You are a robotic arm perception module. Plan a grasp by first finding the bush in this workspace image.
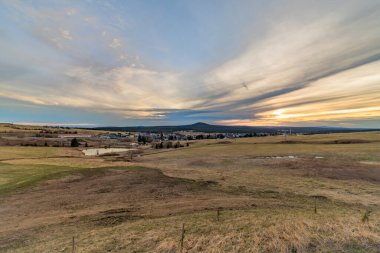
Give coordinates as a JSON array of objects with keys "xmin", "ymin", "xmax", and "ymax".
[
  {"xmin": 163, "ymin": 141, "xmax": 173, "ymax": 149},
  {"xmin": 70, "ymin": 138, "xmax": 79, "ymax": 147}
]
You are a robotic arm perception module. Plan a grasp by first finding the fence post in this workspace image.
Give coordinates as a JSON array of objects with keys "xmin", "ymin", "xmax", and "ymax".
[
  {"xmin": 71, "ymin": 236, "xmax": 75, "ymax": 253},
  {"xmin": 180, "ymin": 223, "xmax": 185, "ymax": 252},
  {"xmin": 314, "ymin": 197, "xmax": 317, "ymax": 214}
]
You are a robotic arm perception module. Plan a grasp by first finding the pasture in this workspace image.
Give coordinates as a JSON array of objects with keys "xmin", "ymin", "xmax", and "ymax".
[{"xmin": 0, "ymin": 132, "xmax": 379, "ymax": 252}]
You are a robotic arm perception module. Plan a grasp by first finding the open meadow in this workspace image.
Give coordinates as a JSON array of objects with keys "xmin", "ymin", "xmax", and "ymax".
[
  {"xmin": 0, "ymin": 132, "xmax": 379, "ymax": 252},
  {"xmin": 2, "ymin": 0, "xmax": 380, "ymax": 252}
]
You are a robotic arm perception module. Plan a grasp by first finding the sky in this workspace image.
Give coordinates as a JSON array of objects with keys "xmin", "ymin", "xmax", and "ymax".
[{"xmin": 0, "ymin": 0, "xmax": 379, "ymax": 128}]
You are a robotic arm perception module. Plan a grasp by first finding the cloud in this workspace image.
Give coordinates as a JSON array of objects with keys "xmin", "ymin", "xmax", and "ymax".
[
  {"xmin": 0, "ymin": 64, "xmax": 192, "ymax": 119},
  {"xmin": 200, "ymin": 1, "xmax": 380, "ymax": 126},
  {"xmin": 66, "ymin": 8, "xmax": 77, "ymax": 16},
  {"xmin": 0, "ymin": 0, "xmax": 379, "ymax": 126},
  {"xmin": 204, "ymin": 6, "xmax": 379, "ymax": 105},
  {"xmin": 251, "ymin": 60, "xmax": 380, "ymax": 124},
  {"xmin": 60, "ymin": 29, "xmax": 72, "ymax": 40},
  {"xmin": 109, "ymin": 38, "xmax": 122, "ymax": 48}
]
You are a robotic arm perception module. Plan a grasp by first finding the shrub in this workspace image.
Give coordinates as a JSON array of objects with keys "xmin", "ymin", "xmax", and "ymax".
[{"xmin": 70, "ymin": 138, "xmax": 79, "ymax": 147}]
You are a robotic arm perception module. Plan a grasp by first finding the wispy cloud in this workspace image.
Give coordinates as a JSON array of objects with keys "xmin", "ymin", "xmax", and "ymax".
[
  {"xmin": 201, "ymin": 1, "xmax": 380, "ymax": 126},
  {"xmin": 60, "ymin": 29, "xmax": 72, "ymax": 40},
  {"xmin": 0, "ymin": 0, "xmax": 379, "ymax": 127},
  {"xmin": 109, "ymin": 38, "xmax": 122, "ymax": 48}
]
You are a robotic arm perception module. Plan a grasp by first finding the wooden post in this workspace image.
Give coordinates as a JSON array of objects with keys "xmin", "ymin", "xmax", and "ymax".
[
  {"xmin": 180, "ymin": 223, "xmax": 185, "ymax": 252},
  {"xmin": 314, "ymin": 168, "xmax": 317, "ymax": 214},
  {"xmin": 362, "ymin": 210, "xmax": 371, "ymax": 223},
  {"xmin": 71, "ymin": 236, "xmax": 75, "ymax": 253},
  {"xmin": 217, "ymin": 209, "xmax": 220, "ymax": 221}
]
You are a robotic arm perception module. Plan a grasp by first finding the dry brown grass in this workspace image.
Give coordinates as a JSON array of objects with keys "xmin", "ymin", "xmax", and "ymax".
[
  {"xmin": 2, "ymin": 208, "xmax": 379, "ymax": 253},
  {"xmin": 0, "ymin": 167, "xmax": 254, "ymax": 236},
  {"xmin": 0, "ymin": 131, "xmax": 379, "ymax": 252},
  {"xmin": 0, "ymin": 123, "xmax": 106, "ymax": 134}
]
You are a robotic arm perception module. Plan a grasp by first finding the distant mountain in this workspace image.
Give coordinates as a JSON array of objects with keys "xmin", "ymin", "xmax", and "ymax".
[{"xmin": 93, "ymin": 122, "xmax": 378, "ymax": 134}]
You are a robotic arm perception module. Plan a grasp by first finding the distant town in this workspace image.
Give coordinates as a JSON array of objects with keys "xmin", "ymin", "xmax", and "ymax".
[{"xmin": 1, "ymin": 122, "xmax": 377, "ymax": 151}]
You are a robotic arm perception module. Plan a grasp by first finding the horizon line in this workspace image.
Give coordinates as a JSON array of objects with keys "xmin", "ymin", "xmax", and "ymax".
[{"xmin": 2, "ymin": 121, "xmax": 378, "ymax": 130}]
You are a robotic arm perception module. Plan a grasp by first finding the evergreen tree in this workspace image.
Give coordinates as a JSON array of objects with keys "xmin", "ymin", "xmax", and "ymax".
[{"xmin": 70, "ymin": 138, "xmax": 79, "ymax": 147}]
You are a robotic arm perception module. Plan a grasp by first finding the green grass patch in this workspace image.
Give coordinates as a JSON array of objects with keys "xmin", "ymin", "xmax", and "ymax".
[{"xmin": 0, "ymin": 163, "xmax": 146, "ymax": 195}]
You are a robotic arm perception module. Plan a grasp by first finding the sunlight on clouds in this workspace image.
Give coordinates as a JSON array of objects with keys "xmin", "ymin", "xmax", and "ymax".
[
  {"xmin": 252, "ymin": 60, "xmax": 380, "ymax": 124},
  {"xmin": 217, "ymin": 60, "xmax": 380, "ymax": 126},
  {"xmin": 0, "ymin": 0, "xmax": 379, "ymax": 126},
  {"xmin": 260, "ymin": 107, "xmax": 380, "ymax": 123},
  {"xmin": 0, "ymin": 91, "xmax": 47, "ymax": 106},
  {"xmin": 202, "ymin": 3, "xmax": 380, "ymax": 127},
  {"xmin": 0, "ymin": 65, "xmax": 193, "ymax": 119},
  {"xmin": 64, "ymin": 66, "xmax": 189, "ymax": 109},
  {"xmin": 60, "ymin": 29, "xmax": 72, "ymax": 40},
  {"xmin": 109, "ymin": 38, "xmax": 122, "ymax": 48},
  {"xmin": 66, "ymin": 8, "xmax": 77, "ymax": 16},
  {"xmin": 273, "ymin": 109, "xmax": 286, "ymax": 119},
  {"xmin": 203, "ymin": 6, "xmax": 380, "ymax": 108}
]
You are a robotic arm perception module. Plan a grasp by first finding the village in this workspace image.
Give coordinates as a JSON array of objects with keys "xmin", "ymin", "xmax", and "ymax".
[{"xmin": 0, "ymin": 123, "xmax": 284, "ymax": 151}]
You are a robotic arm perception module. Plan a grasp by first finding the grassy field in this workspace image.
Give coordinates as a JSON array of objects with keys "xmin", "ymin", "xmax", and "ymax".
[
  {"xmin": 0, "ymin": 123, "xmax": 106, "ymax": 134},
  {"xmin": 0, "ymin": 132, "xmax": 379, "ymax": 252}
]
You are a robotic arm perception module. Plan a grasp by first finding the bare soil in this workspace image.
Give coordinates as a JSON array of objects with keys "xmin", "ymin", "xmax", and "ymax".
[
  {"xmin": 0, "ymin": 167, "xmax": 255, "ymax": 239},
  {"xmin": 263, "ymin": 158, "xmax": 380, "ymax": 182}
]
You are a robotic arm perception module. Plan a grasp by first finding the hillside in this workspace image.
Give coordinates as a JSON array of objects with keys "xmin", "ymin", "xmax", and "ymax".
[{"xmin": 93, "ymin": 122, "xmax": 378, "ymax": 134}]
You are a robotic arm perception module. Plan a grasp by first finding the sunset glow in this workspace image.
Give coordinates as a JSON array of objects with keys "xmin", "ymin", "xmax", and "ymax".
[{"xmin": 0, "ymin": 0, "xmax": 379, "ymax": 127}]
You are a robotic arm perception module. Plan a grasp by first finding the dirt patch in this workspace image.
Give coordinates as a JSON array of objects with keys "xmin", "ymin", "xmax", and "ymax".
[
  {"xmin": 264, "ymin": 158, "xmax": 380, "ymax": 182},
  {"xmin": 324, "ymin": 139, "xmax": 372, "ymax": 144},
  {"xmin": 90, "ymin": 208, "xmax": 141, "ymax": 226},
  {"xmin": 272, "ymin": 139, "xmax": 375, "ymax": 145},
  {"xmin": 279, "ymin": 140, "xmax": 306, "ymax": 144},
  {"xmin": 99, "ymin": 153, "xmax": 120, "ymax": 157},
  {"xmin": 187, "ymin": 159, "xmax": 211, "ymax": 166},
  {"xmin": 216, "ymin": 141, "xmax": 232, "ymax": 145},
  {"xmin": 0, "ymin": 167, "xmax": 253, "ymax": 235}
]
